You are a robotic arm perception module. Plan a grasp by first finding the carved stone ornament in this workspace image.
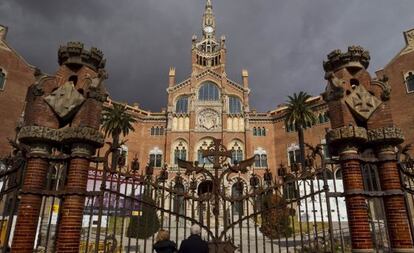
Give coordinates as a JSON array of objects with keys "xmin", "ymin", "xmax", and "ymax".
[
  {"xmin": 18, "ymin": 125, "xmax": 104, "ymax": 147},
  {"xmin": 404, "ymin": 28, "xmax": 414, "ymax": 46},
  {"xmin": 198, "ymin": 109, "xmax": 220, "ymax": 130},
  {"xmin": 326, "ymin": 125, "xmax": 367, "ymax": 145},
  {"xmin": 323, "ymin": 72, "xmax": 345, "ymax": 102},
  {"xmin": 345, "ymin": 85, "xmax": 381, "ymax": 120},
  {"xmin": 367, "ymin": 127, "xmax": 404, "ymax": 145},
  {"xmin": 44, "ymin": 81, "xmax": 85, "ymax": 120}
]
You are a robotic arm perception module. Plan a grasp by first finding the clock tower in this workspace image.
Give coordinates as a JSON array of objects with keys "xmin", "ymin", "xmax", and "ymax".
[
  {"xmin": 202, "ymin": 0, "xmax": 215, "ymax": 39},
  {"xmin": 191, "ymin": 0, "xmax": 226, "ymax": 74}
]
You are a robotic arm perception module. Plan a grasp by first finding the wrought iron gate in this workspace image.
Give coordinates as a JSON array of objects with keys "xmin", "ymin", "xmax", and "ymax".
[{"xmin": 1, "ymin": 139, "xmax": 412, "ymax": 252}]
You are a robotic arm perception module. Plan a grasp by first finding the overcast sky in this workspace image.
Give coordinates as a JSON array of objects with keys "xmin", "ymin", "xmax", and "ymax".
[{"xmin": 1, "ymin": 0, "xmax": 413, "ymax": 112}]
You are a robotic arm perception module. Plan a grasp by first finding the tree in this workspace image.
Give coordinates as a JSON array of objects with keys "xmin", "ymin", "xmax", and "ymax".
[
  {"xmin": 101, "ymin": 103, "xmax": 136, "ymax": 168},
  {"xmin": 284, "ymin": 92, "xmax": 316, "ymax": 166},
  {"xmin": 126, "ymin": 189, "xmax": 160, "ymax": 239},
  {"xmin": 259, "ymin": 192, "xmax": 293, "ymax": 239}
]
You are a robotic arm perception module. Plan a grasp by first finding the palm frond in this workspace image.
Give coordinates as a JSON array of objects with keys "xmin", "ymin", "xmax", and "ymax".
[
  {"xmin": 284, "ymin": 92, "xmax": 316, "ymax": 128},
  {"xmin": 101, "ymin": 103, "xmax": 137, "ymax": 139}
]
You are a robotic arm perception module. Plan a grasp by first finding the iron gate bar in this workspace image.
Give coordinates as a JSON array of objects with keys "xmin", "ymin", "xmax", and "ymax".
[{"xmin": 1, "ymin": 137, "xmax": 393, "ymax": 252}]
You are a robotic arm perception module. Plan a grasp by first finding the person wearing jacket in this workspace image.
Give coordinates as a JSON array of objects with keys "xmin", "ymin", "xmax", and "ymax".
[
  {"xmin": 153, "ymin": 229, "xmax": 177, "ymax": 253},
  {"xmin": 178, "ymin": 224, "xmax": 209, "ymax": 253}
]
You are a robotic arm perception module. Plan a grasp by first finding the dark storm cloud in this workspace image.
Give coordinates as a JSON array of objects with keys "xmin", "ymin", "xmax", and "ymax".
[{"xmin": 1, "ymin": 0, "xmax": 414, "ymax": 111}]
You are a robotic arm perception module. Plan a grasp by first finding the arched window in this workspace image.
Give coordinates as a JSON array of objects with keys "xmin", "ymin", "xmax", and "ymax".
[
  {"xmin": 176, "ymin": 96, "xmax": 189, "ymax": 113},
  {"xmin": 362, "ymin": 164, "xmax": 381, "ymax": 191},
  {"xmin": 198, "ymin": 82, "xmax": 220, "ymax": 101},
  {"xmin": 253, "ymin": 127, "xmax": 257, "ymax": 136},
  {"xmin": 406, "ymin": 72, "xmax": 414, "ymax": 92},
  {"xmin": 174, "ymin": 141, "xmax": 187, "ymax": 164},
  {"xmin": 117, "ymin": 145, "xmax": 128, "ymax": 167},
  {"xmin": 173, "ymin": 183, "xmax": 185, "ymax": 215},
  {"xmin": 197, "ymin": 139, "xmax": 214, "ymax": 165},
  {"xmin": 318, "ymin": 114, "xmax": 324, "ymax": 124},
  {"xmin": 228, "ymin": 96, "xmax": 242, "ymax": 114},
  {"xmin": 254, "ymin": 148, "xmax": 267, "ymax": 168},
  {"xmin": 283, "ymin": 176, "xmax": 298, "ymax": 200},
  {"xmin": 151, "ymin": 126, "xmax": 164, "ymax": 136},
  {"xmin": 286, "ymin": 123, "xmax": 291, "ymax": 132},
  {"xmin": 262, "ymin": 127, "xmax": 266, "ymax": 136},
  {"xmin": 230, "ymin": 141, "xmax": 244, "ymax": 164},
  {"xmin": 323, "ymin": 112, "xmax": 329, "ymax": 122},
  {"xmin": 335, "ymin": 169, "xmax": 342, "ymax": 180},
  {"xmin": 232, "ymin": 182, "xmax": 244, "ymax": 215},
  {"xmin": 286, "ymin": 122, "xmax": 296, "ymax": 132},
  {"xmin": 198, "ymin": 180, "xmax": 213, "ymax": 195},
  {"xmin": 287, "ymin": 144, "xmax": 300, "ymax": 166},
  {"xmin": 0, "ymin": 69, "xmax": 5, "ymax": 90},
  {"xmin": 149, "ymin": 147, "xmax": 163, "ymax": 167}
]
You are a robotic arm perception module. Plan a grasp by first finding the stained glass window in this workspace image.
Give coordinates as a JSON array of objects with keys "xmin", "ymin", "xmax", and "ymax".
[
  {"xmin": 176, "ymin": 96, "xmax": 189, "ymax": 113},
  {"xmin": 229, "ymin": 96, "xmax": 242, "ymax": 114},
  {"xmin": 406, "ymin": 72, "xmax": 414, "ymax": 92},
  {"xmin": 0, "ymin": 69, "xmax": 4, "ymax": 90},
  {"xmin": 198, "ymin": 82, "xmax": 220, "ymax": 101}
]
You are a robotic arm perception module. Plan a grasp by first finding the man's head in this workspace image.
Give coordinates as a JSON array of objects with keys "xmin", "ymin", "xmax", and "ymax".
[{"xmin": 190, "ymin": 224, "xmax": 201, "ymax": 235}]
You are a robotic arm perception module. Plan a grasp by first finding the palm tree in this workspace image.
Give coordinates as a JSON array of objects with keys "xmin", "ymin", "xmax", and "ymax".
[
  {"xmin": 101, "ymin": 103, "xmax": 137, "ymax": 168},
  {"xmin": 284, "ymin": 92, "xmax": 316, "ymax": 166}
]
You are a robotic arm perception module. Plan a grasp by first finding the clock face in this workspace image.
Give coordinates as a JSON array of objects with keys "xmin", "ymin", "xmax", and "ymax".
[{"xmin": 204, "ymin": 26, "xmax": 214, "ymax": 33}]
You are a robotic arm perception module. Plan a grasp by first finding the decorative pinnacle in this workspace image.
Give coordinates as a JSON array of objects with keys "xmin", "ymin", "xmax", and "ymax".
[
  {"xmin": 169, "ymin": 67, "xmax": 176, "ymax": 76},
  {"xmin": 58, "ymin": 41, "xmax": 106, "ymax": 71},
  {"xmin": 323, "ymin": 45, "xmax": 370, "ymax": 73},
  {"xmin": 206, "ymin": 0, "xmax": 212, "ymax": 8}
]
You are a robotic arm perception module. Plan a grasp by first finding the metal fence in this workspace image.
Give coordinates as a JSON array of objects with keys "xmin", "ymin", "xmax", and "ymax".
[{"xmin": 0, "ymin": 140, "xmax": 408, "ymax": 252}]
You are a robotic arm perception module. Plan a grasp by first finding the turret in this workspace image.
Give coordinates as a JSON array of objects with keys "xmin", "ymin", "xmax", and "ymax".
[
  {"xmin": 169, "ymin": 67, "xmax": 176, "ymax": 87},
  {"xmin": 242, "ymin": 69, "xmax": 249, "ymax": 88},
  {"xmin": 58, "ymin": 41, "xmax": 106, "ymax": 71}
]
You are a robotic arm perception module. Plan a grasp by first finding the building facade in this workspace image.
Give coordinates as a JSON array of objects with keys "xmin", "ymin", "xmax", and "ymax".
[
  {"xmin": 110, "ymin": 0, "xmax": 333, "ymax": 180},
  {"xmin": 0, "ymin": 1, "xmax": 413, "ymax": 182},
  {"xmin": 0, "ymin": 25, "xmax": 35, "ymax": 158}
]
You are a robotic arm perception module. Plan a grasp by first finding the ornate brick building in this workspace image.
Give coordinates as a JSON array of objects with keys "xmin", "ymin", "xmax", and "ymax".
[
  {"xmin": 105, "ymin": 0, "xmax": 334, "ymax": 178},
  {"xmin": 0, "ymin": 25, "xmax": 35, "ymax": 157},
  {"xmin": 1, "ymin": 1, "xmax": 414, "ymax": 182}
]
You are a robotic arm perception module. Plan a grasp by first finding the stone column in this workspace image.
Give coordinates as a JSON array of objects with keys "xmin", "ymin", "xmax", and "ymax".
[
  {"xmin": 55, "ymin": 143, "xmax": 94, "ymax": 253},
  {"xmin": 327, "ymin": 126, "xmax": 374, "ymax": 252},
  {"xmin": 369, "ymin": 128, "xmax": 414, "ymax": 252},
  {"xmin": 11, "ymin": 144, "xmax": 51, "ymax": 252}
]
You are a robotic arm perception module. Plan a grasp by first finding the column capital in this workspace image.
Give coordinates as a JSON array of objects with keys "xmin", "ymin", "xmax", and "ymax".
[
  {"xmin": 367, "ymin": 127, "xmax": 404, "ymax": 145},
  {"xmin": 71, "ymin": 143, "xmax": 95, "ymax": 158}
]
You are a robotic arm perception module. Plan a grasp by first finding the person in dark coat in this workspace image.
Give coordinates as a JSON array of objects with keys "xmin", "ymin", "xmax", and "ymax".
[
  {"xmin": 153, "ymin": 229, "xmax": 177, "ymax": 253},
  {"xmin": 178, "ymin": 224, "xmax": 209, "ymax": 253}
]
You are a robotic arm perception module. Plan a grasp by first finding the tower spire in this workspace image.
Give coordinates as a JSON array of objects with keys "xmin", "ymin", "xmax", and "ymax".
[{"xmin": 202, "ymin": 0, "xmax": 215, "ymax": 39}]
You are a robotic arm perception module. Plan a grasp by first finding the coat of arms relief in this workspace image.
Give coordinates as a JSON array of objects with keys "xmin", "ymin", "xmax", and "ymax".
[{"xmin": 197, "ymin": 109, "xmax": 221, "ymax": 130}]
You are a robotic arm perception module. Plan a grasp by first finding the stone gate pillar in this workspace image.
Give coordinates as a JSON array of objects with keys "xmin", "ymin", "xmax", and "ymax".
[
  {"xmin": 323, "ymin": 46, "xmax": 374, "ymax": 252},
  {"xmin": 368, "ymin": 132, "xmax": 413, "ymax": 249},
  {"xmin": 327, "ymin": 127, "xmax": 373, "ymax": 251},
  {"xmin": 323, "ymin": 45, "xmax": 414, "ymax": 251},
  {"xmin": 11, "ymin": 68, "xmax": 61, "ymax": 252},
  {"xmin": 11, "ymin": 42, "xmax": 107, "ymax": 252},
  {"xmin": 11, "ymin": 146, "xmax": 52, "ymax": 252},
  {"xmin": 53, "ymin": 43, "xmax": 107, "ymax": 253}
]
